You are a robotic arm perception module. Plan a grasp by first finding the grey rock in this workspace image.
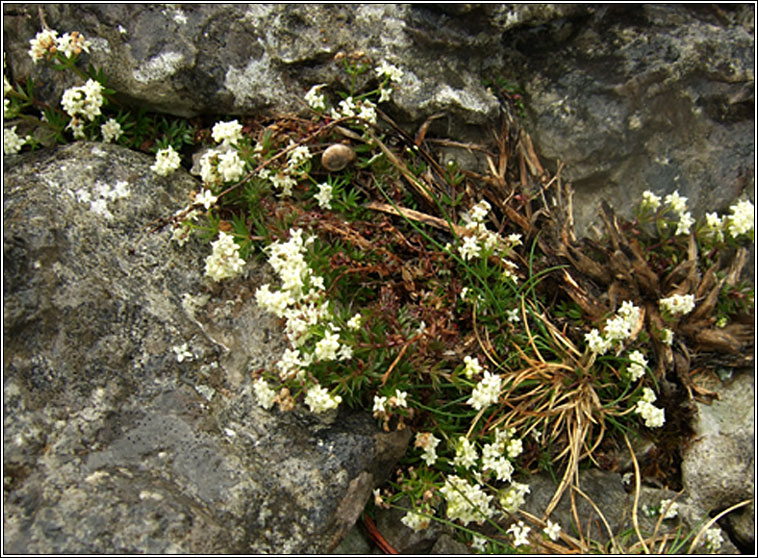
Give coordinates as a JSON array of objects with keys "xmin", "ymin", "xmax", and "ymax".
[
  {"xmin": 430, "ymin": 533, "xmax": 471, "ymax": 555},
  {"xmin": 681, "ymin": 372, "xmax": 755, "ymax": 549},
  {"xmin": 499, "ymin": 4, "xmax": 754, "ymax": 234},
  {"xmin": 524, "ymin": 469, "xmax": 738, "ymax": 553},
  {"xmin": 3, "ymin": 142, "xmax": 410, "ymax": 553}
]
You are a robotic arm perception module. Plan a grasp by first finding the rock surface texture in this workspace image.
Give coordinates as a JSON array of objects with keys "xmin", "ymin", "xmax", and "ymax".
[
  {"xmin": 4, "ymin": 4, "xmax": 753, "ymax": 233},
  {"xmin": 3, "ymin": 143, "xmax": 410, "ymax": 553},
  {"xmin": 3, "ymin": 3, "xmax": 754, "ymax": 554}
]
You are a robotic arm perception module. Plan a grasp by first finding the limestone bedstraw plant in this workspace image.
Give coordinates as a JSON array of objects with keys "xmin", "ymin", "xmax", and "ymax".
[
  {"xmin": 14, "ymin": 19, "xmax": 753, "ymax": 552},
  {"xmin": 4, "ymin": 24, "xmax": 196, "ymax": 164}
]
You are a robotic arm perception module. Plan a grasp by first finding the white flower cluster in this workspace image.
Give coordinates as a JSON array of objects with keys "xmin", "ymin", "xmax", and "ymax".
[
  {"xmin": 304, "ymin": 384, "xmax": 342, "ymax": 413},
  {"xmin": 543, "ymin": 519, "xmax": 562, "ymax": 541},
  {"xmin": 702, "ymin": 527, "xmax": 723, "ymax": 553},
  {"xmin": 415, "ymin": 432, "xmax": 441, "ymax": 466},
  {"xmin": 314, "ymin": 182, "xmax": 333, "ymax": 209},
  {"xmin": 642, "ymin": 190, "xmax": 754, "ymax": 242},
  {"xmin": 642, "ymin": 189, "xmax": 693, "ymax": 235},
  {"xmin": 452, "ymin": 436, "xmax": 478, "ymax": 470},
  {"xmin": 440, "ymin": 475, "xmax": 496, "ymax": 525},
  {"xmin": 151, "ymin": 145, "xmax": 182, "ymax": 176},
  {"xmin": 627, "ymin": 349, "xmax": 648, "ymax": 382},
  {"xmin": 253, "ymin": 229, "xmax": 354, "ymax": 414},
  {"xmin": 634, "ymin": 387, "xmax": 665, "ymax": 428},
  {"xmin": 200, "ymin": 120, "xmax": 247, "ymax": 187},
  {"xmin": 659, "ymin": 293, "xmax": 695, "ymax": 317},
  {"xmin": 204, "ymin": 231, "xmax": 246, "ymax": 281},
  {"xmin": 704, "ymin": 212, "xmax": 724, "ymax": 242},
  {"xmin": 461, "ymin": 355, "xmax": 483, "ymax": 379},
  {"xmin": 659, "ymin": 498, "xmax": 679, "ymax": 519},
  {"xmin": 481, "ymin": 427, "xmax": 521, "ymax": 482},
  {"xmin": 499, "ymin": 481, "xmax": 531, "ymax": 513},
  {"xmin": 507, "ymin": 520, "xmax": 531, "ymax": 547},
  {"xmin": 467, "ymin": 370, "xmax": 502, "ymax": 411},
  {"xmin": 28, "ymin": 29, "xmax": 91, "ymax": 63},
  {"xmin": 329, "ymin": 95, "xmax": 377, "ymax": 125},
  {"xmin": 376, "ymin": 60, "xmax": 404, "ymax": 83},
  {"xmin": 585, "ymin": 300, "xmax": 641, "ymax": 355},
  {"xmin": 253, "ymin": 378, "xmax": 277, "ymax": 410},
  {"xmin": 4, "ymin": 126, "xmax": 26, "ymax": 155},
  {"xmin": 100, "ymin": 118, "xmax": 122, "ymax": 143},
  {"xmin": 400, "ymin": 509, "xmax": 431, "ymax": 532},
  {"xmin": 305, "ymin": 83, "xmax": 327, "ymax": 111},
  {"xmin": 457, "ymin": 200, "xmax": 520, "ymax": 281},
  {"xmin": 451, "ymin": 427, "xmax": 524, "ymax": 486},
  {"xmin": 61, "ymin": 78, "xmax": 104, "ymax": 122},
  {"xmin": 726, "ymin": 199, "xmax": 754, "ymax": 238}
]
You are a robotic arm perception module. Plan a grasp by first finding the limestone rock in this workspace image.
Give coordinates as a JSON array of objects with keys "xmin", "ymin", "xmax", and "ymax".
[
  {"xmin": 681, "ymin": 372, "xmax": 755, "ymax": 550},
  {"xmin": 3, "ymin": 142, "xmax": 410, "ymax": 554}
]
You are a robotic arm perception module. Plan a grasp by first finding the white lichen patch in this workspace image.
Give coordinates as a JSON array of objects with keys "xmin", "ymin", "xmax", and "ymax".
[
  {"xmin": 133, "ymin": 51, "xmax": 185, "ymax": 84},
  {"xmin": 224, "ymin": 58, "xmax": 283, "ymax": 107},
  {"xmin": 69, "ymin": 179, "xmax": 131, "ymax": 221}
]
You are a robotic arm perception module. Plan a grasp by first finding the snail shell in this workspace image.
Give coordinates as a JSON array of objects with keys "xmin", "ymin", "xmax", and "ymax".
[{"xmin": 321, "ymin": 144, "xmax": 356, "ymax": 172}]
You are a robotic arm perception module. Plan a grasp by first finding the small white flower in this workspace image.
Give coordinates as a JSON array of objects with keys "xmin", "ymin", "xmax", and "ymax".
[
  {"xmin": 458, "ymin": 235, "xmax": 481, "ymax": 261},
  {"xmin": 506, "ymin": 308, "xmax": 520, "ymax": 323},
  {"xmin": 641, "ymin": 190, "xmax": 661, "ymax": 210},
  {"xmin": 378, "ymin": 85, "xmax": 392, "ymax": 103},
  {"xmin": 3, "ymin": 126, "xmax": 25, "ymax": 155},
  {"xmin": 172, "ymin": 342, "xmax": 193, "ymax": 362},
  {"xmin": 499, "ymin": 481, "xmax": 530, "ymax": 513},
  {"xmin": 704, "ymin": 212, "xmax": 724, "ymax": 242},
  {"xmin": 507, "ymin": 520, "xmax": 531, "ymax": 547},
  {"xmin": 100, "ymin": 118, "xmax": 122, "ymax": 143},
  {"xmin": 659, "ymin": 293, "xmax": 695, "ymax": 316},
  {"xmin": 314, "ymin": 330, "xmax": 341, "ymax": 362},
  {"xmin": 253, "ymin": 378, "xmax": 277, "ymax": 410},
  {"xmin": 56, "ymin": 31, "xmax": 92, "ymax": 58},
  {"xmin": 675, "ymin": 211, "xmax": 694, "ymax": 235},
  {"xmin": 151, "ymin": 145, "xmax": 182, "ymax": 176},
  {"xmin": 664, "ymin": 191, "xmax": 688, "ymax": 215},
  {"xmin": 61, "ymin": 79, "xmax": 103, "ymax": 121},
  {"xmin": 543, "ymin": 519, "xmax": 561, "ymax": 541},
  {"xmin": 195, "ymin": 189, "xmax": 218, "ymax": 210},
  {"xmin": 661, "ymin": 328, "xmax": 674, "ymax": 345},
  {"xmin": 585, "ymin": 328, "xmax": 610, "ymax": 355},
  {"xmin": 415, "ymin": 432, "xmax": 440, "ymax": 466},
  {"xmin": 375, "ymin": 60, "xmax": 404, "ymax": 83},
  {"xmin": 314, "ymin": 182, "xmax": 333, "ymax": 209},
  {"xmin": 471, "ymin": 535, "xmax": 488, "ymax": 552},
  {"xmin": 373, "ymin": 395, "xmax": 388, "ymax": 415},
  {"xmin": 452, "ymin": 436, "xmax": 478, "ymax": 470},
  {"xmin": 460, "ymin": 354, "xmax": 482, "ymax": 380},
  {"xmin": 470, "ymin": 200, "xmax": 491, "ymax": 223},
  {"xmin": 393, "ymin": 389, "xmax": 408, "ymax": 408},
  {"xmin": 347, "ymin": 313, "xmax": 363, "ymax": 330},
  {"xmin": 305, "ymin": 83, "xmax": 327, "ymax": 111}
]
